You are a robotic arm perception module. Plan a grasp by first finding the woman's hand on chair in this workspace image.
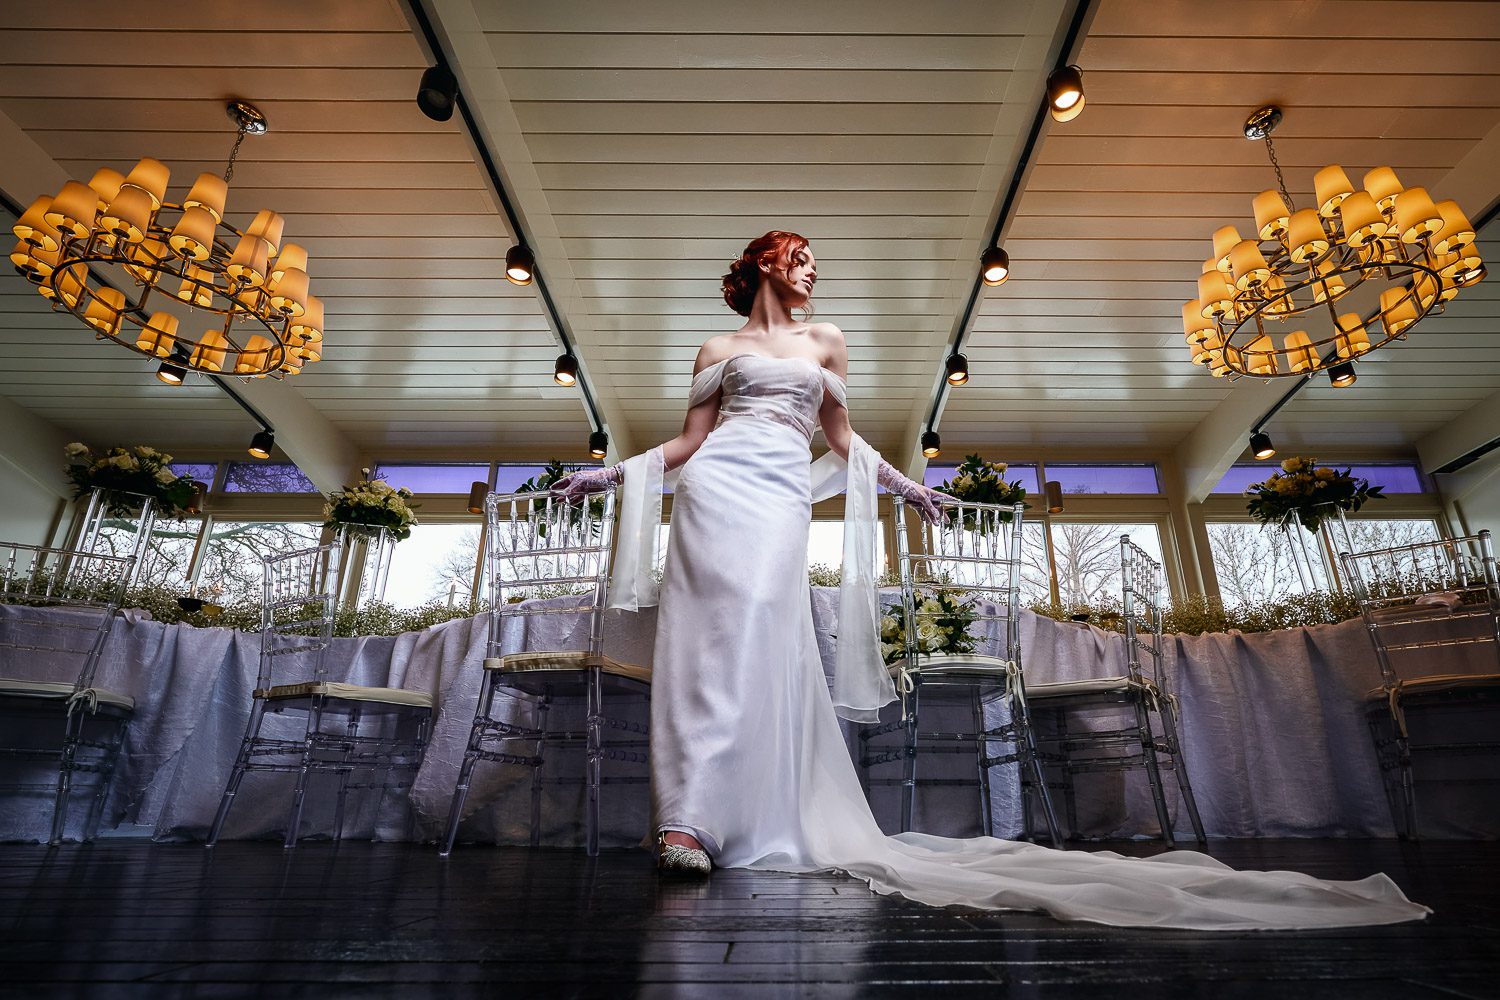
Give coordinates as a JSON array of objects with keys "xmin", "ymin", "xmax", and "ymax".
[
  {"xmin": 876, "ymin": 460, "xmax": 944, "ymax": 524},
  {"xmin": 550, "ymin": 465, "xmax": 623, "ymax": 500}
]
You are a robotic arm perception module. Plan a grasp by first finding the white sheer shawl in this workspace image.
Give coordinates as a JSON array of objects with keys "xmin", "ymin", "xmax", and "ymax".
[{"xmin": 608, "ymin": 360, "xmax": 894, "ymax": 722}]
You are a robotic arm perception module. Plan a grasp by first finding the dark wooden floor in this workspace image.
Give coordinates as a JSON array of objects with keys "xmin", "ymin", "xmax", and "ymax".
[{"xmin": 0, "ymin": 839, "xmax": 1497, "ymax": 999}]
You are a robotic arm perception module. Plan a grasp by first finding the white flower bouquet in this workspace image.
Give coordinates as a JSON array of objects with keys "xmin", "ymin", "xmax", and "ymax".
[
  {"xmin": 64, "ymin": 442, "xmax": 196, "ymax": 517},
  {"xmin": 932, "ymin": 454, "xmax": 1028, "ymax": 528},
  {"xmin": 322, "ymin": 475, "xmax": 419, "ymax": 541},
  {"xmin": 879, "ymin": 588, "xmax": 979, "ymax": 665}
]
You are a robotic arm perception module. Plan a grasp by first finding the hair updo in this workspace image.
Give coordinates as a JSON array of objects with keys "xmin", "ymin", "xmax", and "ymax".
[{"xmin": 721, "ymin": 230, "xmax": 810, "ymax": 317}]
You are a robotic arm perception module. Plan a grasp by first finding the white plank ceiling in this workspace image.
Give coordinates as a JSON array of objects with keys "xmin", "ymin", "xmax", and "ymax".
[{"xmin": 0, "ymin": 0, "xmax": 1497, "ymax": 471}]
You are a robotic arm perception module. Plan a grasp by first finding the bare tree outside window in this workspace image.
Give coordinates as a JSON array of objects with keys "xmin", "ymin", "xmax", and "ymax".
[
  {"xmin": 222, "ymin": 462, "xmax": 317, "ymax": 493},
  {"xmin": 1050, "ymin": 522, "xmax": 1165, "ymax": 608},
  {"xmin": 198, "ymin": 522, "xmax": 324, "ymax": 604},
  {"xmin": 1207, "ymin": 519, "xmax": 1440, "ymax": 607}
]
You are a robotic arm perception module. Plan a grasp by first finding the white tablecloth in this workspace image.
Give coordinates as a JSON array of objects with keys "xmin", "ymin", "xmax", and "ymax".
[{"xmin": 2, "ymin": 593, "xmax": 1496, "ymax": 844}]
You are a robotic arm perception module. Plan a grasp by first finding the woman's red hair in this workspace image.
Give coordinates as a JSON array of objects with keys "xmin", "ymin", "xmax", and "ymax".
[{"xmin": 721, "ymin": 230, "xmax": 810, "ymax": 317}]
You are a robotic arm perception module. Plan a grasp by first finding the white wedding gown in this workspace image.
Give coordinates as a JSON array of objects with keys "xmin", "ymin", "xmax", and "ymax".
[{"xmin": 645, "ymin": 353, "xmax": 1427, "ymax": 929}]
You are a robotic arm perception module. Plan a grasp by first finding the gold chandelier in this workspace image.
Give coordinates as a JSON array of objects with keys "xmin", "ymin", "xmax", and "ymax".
[
  {"xmin": 1183, "ymin": 106, "xmax": 1484, "ymax": 386},
  {"xmin": 9, "ymin": 101, "xmax": 322, "ymax": 383}
]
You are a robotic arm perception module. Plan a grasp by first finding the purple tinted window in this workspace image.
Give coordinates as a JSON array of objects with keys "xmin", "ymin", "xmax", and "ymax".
[
  {"xmin": 373, "ymin": 463, "xmax": 490, "ymax": 493},
  {"xmin": 1048, "ymin": 464, "xmax": 1160, "ymax": 495},
  {"xmin": 168, "ymin": 462, "xmax": 218, "ymax": 486},
  {"xmin": 924, "ymin": 463, "xmax": 1040, "ymax": 494},
  {"xmin": 1214, "ymin": 462, "xmax": 1426, "ymax": 494},
  {"xmin": 492, "ymin": 464, "xmax": 602, "ymax": 494},
  {"xmin": 222, "ymin": 462, "xmax": 317, "ymax": 493}
]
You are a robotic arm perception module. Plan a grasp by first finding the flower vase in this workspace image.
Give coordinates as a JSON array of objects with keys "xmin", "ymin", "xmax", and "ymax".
[
  {"xmin": 1277, "ymin": 503, "xmax": 1354, "ymax": 594},
  {"xmin": 336, "ymin": 524, "xmax": 397, "ymax": 610},
  {"xmin": 68, "ymin": 488, "xmax": 158, "ymax": 586}
]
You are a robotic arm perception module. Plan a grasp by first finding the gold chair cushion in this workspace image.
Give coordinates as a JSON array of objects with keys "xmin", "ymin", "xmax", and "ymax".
[
  {"xmin": 1365, "ymin": 672, "xmax": 1500, "ymax": 701},
  {"xmin": 485, "ymin": 650, "xmax": 651, "ymax": 685},
  {"xmin": 254, "ymin": 681, "xmax": 434, "ymax": 709},
  {"xmin": 886, "ymin": 653, "xmax": 1015, "ymax": 678},
  {"xmin": 1025, "ymin": 675, "xmax": 1159, "ymax": 700},
  {"xmin": 0, "ymin": 677, "xmax": 134, "ymax": 711}
]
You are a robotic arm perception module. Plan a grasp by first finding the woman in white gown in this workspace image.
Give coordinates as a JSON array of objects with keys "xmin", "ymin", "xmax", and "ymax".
[{"xmin": 552, "ymin": 231, "xmax": 1428, "ymax": 929}]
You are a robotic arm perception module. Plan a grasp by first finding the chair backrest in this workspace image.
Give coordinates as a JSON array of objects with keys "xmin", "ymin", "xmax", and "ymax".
[
  {"xmin": 483, "ymin": 489, "xmax": 618, "ymax": 661},
  {"xmin": 0, "ymin": 540, "xmax": 135, "ymax": 692},
  {"xmin": 1120, "ymin": 534, "xmax": 1167, "ymax": 691},
  {"xmin": 73, "ymin": 489, "xmax": 158, "ymax": 587},
  {"xmin": 1339, "ymin": 530, "xmax": 1500, "ymax": 687},
  {"xmin": 257, "ymin": 542, "xmax": 341, "ymax": 690},
  {"xmin": 892, "ymin": 495, "xmax": 1026, "ymax": 667}
]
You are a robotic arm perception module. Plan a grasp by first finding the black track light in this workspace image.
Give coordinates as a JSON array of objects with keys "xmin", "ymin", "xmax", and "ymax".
[
  {"xmin": 467, "ymin": 480, "xmax": 488, "ymax": 515},
  {"xmin": 980, "ymin": 245, "xmax": 1010, "ymax": 286},
  {"xmin": 921, "ymin": 430, "xmax": 941, "ymax": 458},
  {"xmin": 505, "ymin": 244, "xmax": 535, "ymax": 285},
  {"xmin": 248, "ymin": 429, "xmax": 274, "ymax": 459},
  {"xmin": 1046, "ymin": 65, "xmax": 1086, "ymax": 122},
  {"xmin": 553, "ymin": 353, "xmax": 578, "ymax": 386},
  {"xmin": 945, "ymin": 352, "xmax": 970, "ymax": 386},
  {"xmin": 1044, "ymin": 480, "xmax": 1064, "ymax": 514},
  {"xmin": 155, "ymin": 360, "xmax": 186, "ymax": 385},
  {"xmin": 1328, "ymin": 361, "xmax": 1357, "ymax": 388},
  {"xmin": 416, "ymin": 65, "xmax": 457, "ymax": 122},
  {"xmin": 1249, "ymin": 430, "xmax": 1276, "ymax": 460},
  {"xmin": 588, "ymin": 430, "xmax": 609, "ymax": 459}
]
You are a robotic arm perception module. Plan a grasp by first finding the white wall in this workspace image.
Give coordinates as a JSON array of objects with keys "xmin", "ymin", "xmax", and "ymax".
[
  {"xmin": 0, "ymin": 461, "xmax": 67, "ymax": 545},
  {"xmin": 1440, "ymin": 448, "xmax": 1500, "ymax": 539}
]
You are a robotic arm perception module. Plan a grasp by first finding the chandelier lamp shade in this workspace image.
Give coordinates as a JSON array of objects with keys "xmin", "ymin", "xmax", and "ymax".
[
  {"xmin": 1182, "ymin": 106, "xmax": 1482, "ymax": 385},
  {"xmin": 10, "ymin": 101, "xmax": 323, "ymax": 384}
]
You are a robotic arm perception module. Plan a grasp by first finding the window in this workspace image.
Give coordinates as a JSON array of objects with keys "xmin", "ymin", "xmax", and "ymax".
[
  {"xmin": 923, "ymin": 463, "xmax": 1041, "ymax": 494},
  {"xmin": 382, "ymin": 524, "xmax": 483, "ymax": 607},
  {"xmin": 373, "ymin": 463, "xmax": 489, "ymax": 494},
  {"xmin": 222, "ymin": 462, "xmax": 317, "ymax": 493},
  {"xmin": 1051, "ymin": 522, "xmax": 1164, "ymax": 607},
  {"xmin": 197, "ymin": 521, "xmax": 323, "ymax": 605},
  {"xmin": 1207, "ymin": 521, "xmax": 1329, "ymax": 605},
  {"xmin": 807, "ymin": 520, "xmax": 885, "ymax": 577},
  {"xmin": 493, "ymin": 463, "xmax": 596, "ymax": 494},
  {"xmin": 88, "ymin": 517, "xmax": 202, "ymax": 591},
  {"xmin": 1047, "ymin": 464, "xmax": 1160, "ymax": 495},
  {"xmin": 1015, "ymin": 522, "xmax": 1053, "ymax": 606},
  {"xmin": 168, "ymin": 462, "xmax": 218, "ymax": 487},
  {"xmin": 1213, "ymin": 461, "xmax": 1428, "ymax": 495}
]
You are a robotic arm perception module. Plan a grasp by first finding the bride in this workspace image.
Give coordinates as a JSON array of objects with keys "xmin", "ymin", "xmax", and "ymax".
[{"xmin": 551, "ymin": 231, "xmax": 1428, "ymax": 929}]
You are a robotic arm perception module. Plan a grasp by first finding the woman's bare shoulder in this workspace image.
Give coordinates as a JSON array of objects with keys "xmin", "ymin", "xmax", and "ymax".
[{"xmin": 693, "ymin": 334, "xmax": 739, "ymax": 375}]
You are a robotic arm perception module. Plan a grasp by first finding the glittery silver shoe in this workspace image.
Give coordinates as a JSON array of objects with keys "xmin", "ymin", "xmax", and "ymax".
[{"xmin": 657, "ymin": 833, "xmax": 711, "ymax": 877}]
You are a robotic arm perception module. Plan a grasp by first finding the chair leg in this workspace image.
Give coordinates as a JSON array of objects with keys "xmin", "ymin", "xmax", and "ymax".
[
  {"xmin": 84, "ymin": 717, "xmax": 129, "ymax": 842},
  {"xmin": 442, "ymin": 673, "xmax": 499, "ymax": 857},
  {"xmin": 584, "ymin": 668, "xmax": 603, "ymax": 857},
  {"xmin": 900, "ymin": 680, "xmax": 922, "ymax": 834},
  {"xmin": 1159, "ymin": 699, "xmax": 1207, "ymax": 847},
  {"xmin": 1394, "ymin": 726, "xmax": 1419, "ymax": 841},
  {"xmin": 49, "ymin": 708, "xmax": 89, "ymax": 845},
  {"xmin": 208, "ymin": 700, "xmax": 265, "ymax": 848},
  {"xmin": 1053, "ymin": 708, "xmax": 1080, "ymax": 839},
  {"xmin": 1014, "ymin": 696, "xmax": 1063, "ymax": 847},
  {"xmin": 333, "ymin": 704, "xmax": 362, "ymax": 843},
  {"xmin": 283, "ymin": 697, "xmax": 326, "ymax": 850},
  {"xmin": 1135, "ymin": 697, "xmax": 1176, "ymax": 846},
  {"xmin": 531, "ymin": 694, "xmax": 551, "ymax": 850},
  {"xmin": 970, "ymin": 690, "xmax": 994, "ymax": 838}
]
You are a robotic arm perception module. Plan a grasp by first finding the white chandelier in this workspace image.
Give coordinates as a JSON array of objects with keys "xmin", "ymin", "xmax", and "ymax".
[
  {"xmin": 1184, "ymin": 106, "xmax": 1484, "ymax": 386},
  {"xmin": 9, "ymin": 101, "xmax": 322, "ymax": 384}
]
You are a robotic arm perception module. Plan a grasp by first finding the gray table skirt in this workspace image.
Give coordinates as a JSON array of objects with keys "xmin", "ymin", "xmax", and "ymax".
[{"xmin": 2, "ymin": 592, "xmax": 1495, "ymax": 844}]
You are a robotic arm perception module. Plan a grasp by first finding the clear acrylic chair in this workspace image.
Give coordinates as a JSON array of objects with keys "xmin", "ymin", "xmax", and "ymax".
[
  {"xmin": 207, "ymin": 541, "xmax": 434, "ymax": 848},
  {"xmin": 1339, "ymin": 530, "xmax": 1500, "ymax": 839},
  {"xmin": 859, "ymin": 496, "xmax": 1062, "ymax": 845},
  {"xmin": 1026, "ymin": 536, "xmax": 1207, "ymax": 847},
  {"xmin": 441, "ymin": 488, "xmax": 649, "ymax": 857},
  {"xmin": 0, "ymin": 541, "xmax": 137, "ymax": 843}
]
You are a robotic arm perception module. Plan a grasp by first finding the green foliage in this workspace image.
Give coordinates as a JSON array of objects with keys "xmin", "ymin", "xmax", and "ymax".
[
  {"xmin": 931, "ymin": 453, "xmax": 1027, "ymax": 527},
  {"xmin": 879, "ymin": 588, "xmax": 978, "ymax": 664},
  {"xmin": 513, "ymin": 460, "xmax": 606, "ymax": 534},
  {"xmin": 1244, "ymin": 456, "xmax": 1385, "ymax": 533},
  {"xmin": 64, "ymin": 442, "xmax": 197, "ymax": 518},
  {"xmin": 1029, "ymin": 589, "xmax": 1364, "ymax": 636}
]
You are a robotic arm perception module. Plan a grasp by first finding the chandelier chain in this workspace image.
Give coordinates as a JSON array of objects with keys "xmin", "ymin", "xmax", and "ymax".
[
  {"xmin": 1263, "ymin": 135, "xmax": 1295, "ymax": 213},
  {"xmin": 223, "ymin": 123, "xmax": 249, "ymax": 183}
]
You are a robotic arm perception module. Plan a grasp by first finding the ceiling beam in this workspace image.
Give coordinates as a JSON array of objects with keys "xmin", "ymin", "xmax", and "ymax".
[
  {"xmin": 1417, "ymin": 385, "xmax": 1500, "ymax": 475},
  {"xmin": 0, "ymin": 104, "xmax": 363, "ymax": 494},
  {"xmin": 895, "ymin": 0, "xmax": 1097, "ymax": 476},
  {"xmin": 413, "ymin": 0, "xmax": 637, "ymax": 459}
]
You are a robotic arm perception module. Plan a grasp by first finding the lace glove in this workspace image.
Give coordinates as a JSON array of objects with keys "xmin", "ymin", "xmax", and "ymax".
[
  {"xmin": 877, "ymin": 459, "xmax": 945, "ymax": 524},
  {"xmin": 550, "ymin": 464, "xmax": 623, "ymax": 499}
]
